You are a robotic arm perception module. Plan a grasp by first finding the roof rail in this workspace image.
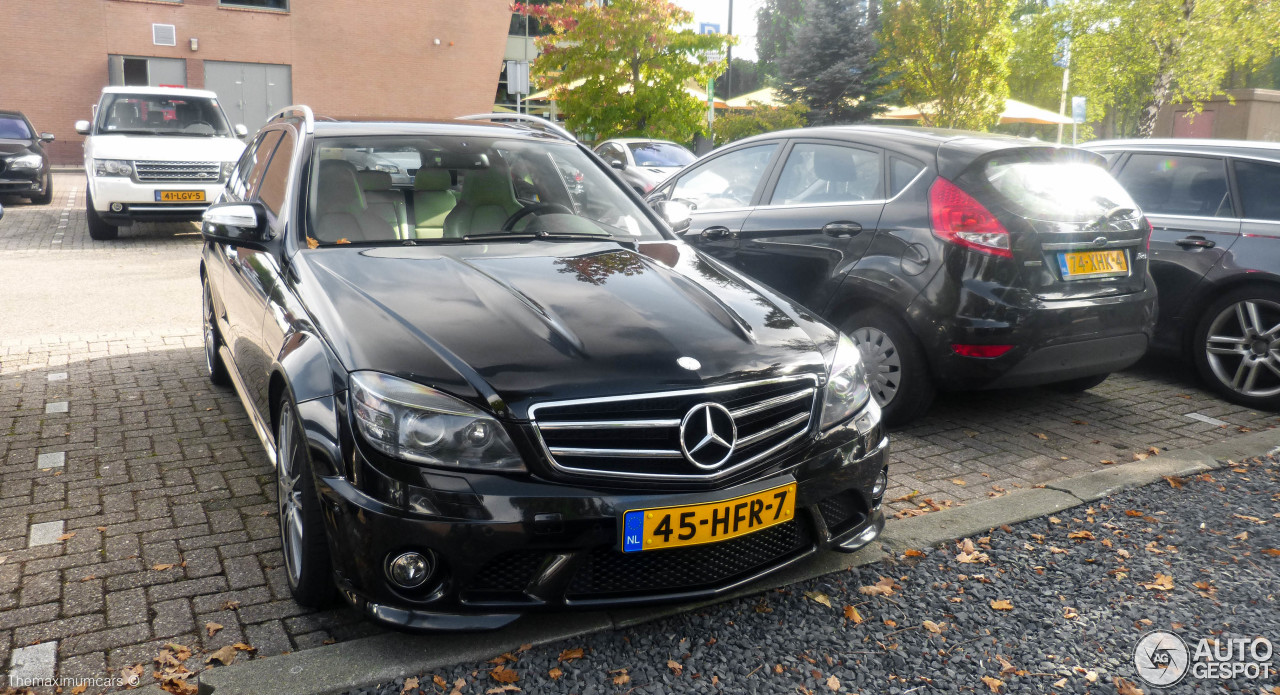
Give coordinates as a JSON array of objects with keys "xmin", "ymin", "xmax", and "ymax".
[
  {"xmin": 267, "ymin": 105, "xmax": 316, "ymax": 134},
  {"xmin": 457, "ymin": 113, "xmax": 577, "ymax": 142}
]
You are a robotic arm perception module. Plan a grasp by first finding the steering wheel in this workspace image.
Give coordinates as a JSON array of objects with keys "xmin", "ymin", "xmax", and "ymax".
[{"xmin": 501, "ymin": 202, "xmax": 575, "ymax": 231}]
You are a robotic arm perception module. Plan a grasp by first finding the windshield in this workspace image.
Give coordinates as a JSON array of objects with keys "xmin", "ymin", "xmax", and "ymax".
[
  {"xmin": 96, "ymin": 94, "xmax": 233, "ymax": 137},
  {"xmin": 628, "ymin": 142, "xmax": 695, "ymax": 168},
  {"xmin": 0, "ymin": 116, "xmax": 32, "ymax": 140},
  {"xmin": 983, "ymin": 154, "xmax": 1139, "ymax": 224},
  {"xmin": 306, "ymin": 135, "xmax": 667, "ymax": 246}
]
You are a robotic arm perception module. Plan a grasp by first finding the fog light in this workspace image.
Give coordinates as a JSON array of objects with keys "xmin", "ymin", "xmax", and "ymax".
[
  {"xmin": 871, "ymin": 467, "xmax": 889, "ymax": 501},
  {"xmin": 110, "ymin": 202, "xmax": 123, "ymax": 212},
  {"xmin": 387, "ymin": 551, "xmax": 434, "ymax": 589}
]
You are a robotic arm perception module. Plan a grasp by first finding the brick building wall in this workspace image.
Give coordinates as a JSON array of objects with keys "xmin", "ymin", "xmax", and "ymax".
[{"xmin": 1, "ymin": 0, "xmax": 510, "ymax": 164}]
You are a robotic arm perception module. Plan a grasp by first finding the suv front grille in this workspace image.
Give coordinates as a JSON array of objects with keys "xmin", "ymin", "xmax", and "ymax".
[
  {"xmin": 529, "ymin": 376, "xmax": 819, "ymax": 482},
  {"xmin": 134, "ymin": 160, "xmax": 220, "ymax": 183},
  {"xmin": 566, "ymin": 519, "xmax": 811, "ymax": 598}
]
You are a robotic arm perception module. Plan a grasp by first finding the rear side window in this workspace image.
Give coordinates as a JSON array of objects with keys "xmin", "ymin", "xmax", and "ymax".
[
  {"xmin": 257, "ymin": 130, "xmax": 295, "ymax": 216},
  {"xmin": 672, "ymin": 143, "xmax": 777, "ymax": 210},
  {"xmin": 890, "ymin": 157, "xmax": 924, "ymax": 197},
  {"xmin": 982, "ymin": 154, "xmax": 1138, "ymax": 223},
  {"xmin": 229, "ymin": 130, "xmax": 283, "ymax": 200},
  {"xmin": 770, "ymin": 143, "xmax": 883, "ymax": 205},
  {"xmin": 1233, "ymin": 160, "xmax": 1280, "ymax": 222},
  {"xmin": 1115, "ymin": 153, "xmax": 1232, "ymax": 218}
]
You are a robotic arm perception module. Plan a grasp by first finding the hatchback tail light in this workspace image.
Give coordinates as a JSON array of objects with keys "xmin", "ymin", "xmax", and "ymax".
[{"xmin": 929, "ymin": 177, "xmax": 1011, "ymax": 258}]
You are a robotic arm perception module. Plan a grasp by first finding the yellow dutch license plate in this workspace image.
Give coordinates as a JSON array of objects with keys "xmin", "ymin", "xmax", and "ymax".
[
  {"xmin": 1057, "ymin": 249, "xmax": 1128, "ymax": 279},
  {"xmin": 621, "ymin": 483, "xmax": 797, "ymax": 552},
  {"xmin": 155, "ymin": 190, "xmax": 206, "ymax": 202}
]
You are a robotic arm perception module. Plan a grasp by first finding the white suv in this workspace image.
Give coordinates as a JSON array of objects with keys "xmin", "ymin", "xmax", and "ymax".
[{"xmin": 75, "ymin": 86, "xmax": 247, "ymax": 240}]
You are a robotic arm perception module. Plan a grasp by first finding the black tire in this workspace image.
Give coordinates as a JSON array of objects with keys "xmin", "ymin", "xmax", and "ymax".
[
  {"xmin": 202, "ymin": 277, "xmax": 231, "ymax": 387},
  {"xmin": 28, "ymin": 173, "xmax": 53, "ymax": 205},
  {"xmin": 1045, "ymin": 373, "xmax": 1109, "ymax": 392},
  {"xmin": 1192, "ymin": 286, "xmax": 1280, "ymax": 410},
  {"xmin": 276, "ymin": 395, "xmax": 336, "ymax": 607},
  {"xmin": 843, "ymin": 308, "xmax": 935, "ymax": 427},
  {"xmin": 86, "ymin": 192, "xmax": 118, "ymax": 240}
]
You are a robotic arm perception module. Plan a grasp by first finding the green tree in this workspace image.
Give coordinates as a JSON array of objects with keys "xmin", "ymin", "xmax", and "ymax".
[
  {"xmin": 878, "ymin": 0, "xmax": 1017, "ymax": 130},
  {"xmin": 528, "ymin": 0, "xmax": 732, "ymax": 141},
  {"xmin": 778, "ymin": 0, "xmax": 889, "ymax": 124},
  {"xmin": 715, "ymin": 58, "xmax": 766, "ymax": 99},
  {"xmin": 755, "ymin": 0, "xmax": 806, "ymax": 76},
  {"xmin": 712, "ymin": 101, "xmax": 810, "ymax": 143}
]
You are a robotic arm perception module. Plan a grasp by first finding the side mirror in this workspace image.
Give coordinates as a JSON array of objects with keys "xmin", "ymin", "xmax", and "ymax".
[
  {"xmin": 201, "ymin": 201, "xmax": 271, "ymax": 249},
  {"xmin": 39, "ymin": 132, "xmax": 55, "ymax": 143},
  {"xmin": 609, "ymin": 159, "xmax": 626, "ymax": 170},
  {"xmin": 234, "ymin": 124, "xmax": 249, "ymax": 138},
  {"xmin": 74, "ymin": 120, "xmax": 91, "ymax": 135},
  {"xmin": 651, "ymin": 199, "xmax": 693, "ymax": 233}
]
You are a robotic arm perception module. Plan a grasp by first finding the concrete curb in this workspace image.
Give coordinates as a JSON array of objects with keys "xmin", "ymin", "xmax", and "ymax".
[{"xmin": 138, "ymin": 428, "xmax": 1278, "ymax": 695}]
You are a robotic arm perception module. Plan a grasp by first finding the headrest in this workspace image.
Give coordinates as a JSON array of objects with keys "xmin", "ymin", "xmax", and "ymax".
[
  {"xmin": 357, "ymin": 169, "xmax": 393, "ymax": 191},
  {"xmin": 317, "ymin": 159, "xmax": 365, "ymax": 213},
  {"xmin": 415, "ymin": 169, "xmax": 451, "ymax": 191},
  {"xmin": 460, "ymin": 166, "xmax": 516, "ymax": 207},
  {"xmin": 812, "ymin": 148, "xmax": 856, "ymax": 183}
]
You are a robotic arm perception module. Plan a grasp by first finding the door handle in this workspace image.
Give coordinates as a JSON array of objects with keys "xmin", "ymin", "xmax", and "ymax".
[
  {"xmin": 701, "ymin": 226, "xmax": 732, "ymax": 241},
  {"xmin": 822, "ymin": 221, "xmax": 862, "ymax": 238},
  {"xmin": 1175, "ymin": 236, "xmax": 1215, "ymax": 249}
]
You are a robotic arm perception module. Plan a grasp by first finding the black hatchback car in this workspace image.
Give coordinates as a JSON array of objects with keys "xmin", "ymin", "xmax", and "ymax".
[
  {"xmin": 0, "ymin": 109, "xmax": 54, "ymax": 204},
  {"xmin": 645, "ymin": 126, "xmax": 1158, "ymax": 425},
  {"xmin": 1083, "ymin": 139, "xmax": 1280, "ymax": 409},
  {"xmin": 199, "ymin": 108, "xmax": 888, "ymax": 630}
]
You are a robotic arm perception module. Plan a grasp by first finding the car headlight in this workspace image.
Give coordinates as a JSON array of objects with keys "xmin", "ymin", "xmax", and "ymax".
[
  {"xmin": 221, "ymin": 161, "xmax": 237, "ymax": 181},
  {"xmin": 349, "ymin": 371, "xmax": 524, "ymax": 472},
  {"xmin": 8, "ymin": 154, "xmax": 43, "ymax": 170},
  {"xmin": 93, "ymin": 159, "xmax": 133, "ymax": 177},
  {"xmin": 819, "ymin": 333, "xmax": 871, "ymax": 430},
  {"xmin": 373, "ymin": 163, "xmax": 399, "ymax": 175}
]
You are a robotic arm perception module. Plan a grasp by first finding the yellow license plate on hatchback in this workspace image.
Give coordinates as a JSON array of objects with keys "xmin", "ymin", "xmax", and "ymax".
[
  {"xmin": 621, "ymin": 483, "xmax": 796, "ymax": 552},
  {"xmin": 155, "ymin": 190, "xmax": 206, "ymax": 202},
  {"xmin": 1058, "ymin": 249, "xmax": 1128, "ymax": 279}
]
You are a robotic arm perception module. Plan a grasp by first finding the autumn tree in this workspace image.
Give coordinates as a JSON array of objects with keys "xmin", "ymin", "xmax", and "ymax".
[
  {"xmin": 711, "ymin": 101, "xmax": 809, "ymax": 143},
  {"xmin": 877, "ymin": 0, "xmax": 1017, "ymax": 130},
  {"xmin": 526, "ymin": 0, "xmax": 732, "ymax": 141},
  {"xmin": 777, "ymin": 0, "xmax": 889, "ymax": 124}
]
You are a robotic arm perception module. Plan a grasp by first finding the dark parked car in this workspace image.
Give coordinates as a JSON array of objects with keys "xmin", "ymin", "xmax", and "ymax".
[
  {"xmin": 200, "ymin": 108, "xmax": 888, "ymax": 630},
  {"xmin": 0, "ymin": 109, "xmax": 54, "ymax": 204},
  {"xmin": 1083, "ymin": 139, "xmax": 1280, "ymax": 409},
  {"xmin": 645, "ymin": 126, "xmax": 1157, "ymax": 425}
]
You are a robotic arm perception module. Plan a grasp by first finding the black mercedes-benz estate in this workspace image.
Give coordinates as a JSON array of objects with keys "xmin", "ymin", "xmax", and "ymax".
[{"xmin": 199, "ymin": 107, "xmax": 888, "ymax": 630}]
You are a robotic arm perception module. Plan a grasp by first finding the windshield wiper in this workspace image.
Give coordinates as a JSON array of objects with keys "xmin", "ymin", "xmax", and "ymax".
[{"xmin": 461, "ymin": 230, "xmax": 623, "ymax": 243}]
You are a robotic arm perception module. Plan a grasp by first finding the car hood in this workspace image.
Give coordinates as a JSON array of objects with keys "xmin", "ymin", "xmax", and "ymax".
[
  {"xmin": 294, "ymin": 241, "xmax": 833, "ymax": 418},
  {"xmin": 0, "ymin": 139, "xmax": 39, "ymax": 157},
  {"xmin": 88, "ymin": 134, "xmax": 245, "ymax": 162}
]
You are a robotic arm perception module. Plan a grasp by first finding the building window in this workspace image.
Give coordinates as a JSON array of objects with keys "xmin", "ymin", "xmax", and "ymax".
[{"xmin": 220, "ymin": 0, "xmax": 288, "ymax": 10}]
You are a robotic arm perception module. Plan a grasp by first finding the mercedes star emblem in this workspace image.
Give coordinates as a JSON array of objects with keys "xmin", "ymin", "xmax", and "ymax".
[{"xmin": 679, "ymin": 402, "xmax": 737, "ymax": 469}]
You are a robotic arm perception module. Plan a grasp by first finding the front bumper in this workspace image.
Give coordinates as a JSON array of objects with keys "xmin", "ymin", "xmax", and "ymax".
[
  {"xmin": 0, "ymin": 169, "xmax": 45, "ymax": 195},
  {"xmin": 317, "ymin": 413, "xmax": 890, "ymax": 631},
  {"xmin": 88, "ymin": 175, "xmax": 226, "ymax": 224}
]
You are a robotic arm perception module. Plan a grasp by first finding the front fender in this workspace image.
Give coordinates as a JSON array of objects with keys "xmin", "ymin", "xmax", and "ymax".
[{"xmin": 275, "ymin": 328, "xmax": 348, "ymax": 479}]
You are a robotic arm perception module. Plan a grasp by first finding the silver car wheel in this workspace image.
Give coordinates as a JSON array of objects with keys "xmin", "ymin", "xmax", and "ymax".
[
  {"xmin": 851, "ymin": 326, "xmax": 902, "ymax": 406},
  {"xmin": 277, "ymin": 401, "xmax": 305, "ymax": 587},
  {"xmin": 1204, "ymin": 298, "xmax": 1280, "ymax": 399},
  {"xmin": 203, "ymin": 283, "xmax": 217, "ymax": 376}
]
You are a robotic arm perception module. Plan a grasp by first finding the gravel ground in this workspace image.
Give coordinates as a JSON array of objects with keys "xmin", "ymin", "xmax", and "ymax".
[{"xmin": 348, "ymin": 456, "xmax": 1280, "ymax": 695}]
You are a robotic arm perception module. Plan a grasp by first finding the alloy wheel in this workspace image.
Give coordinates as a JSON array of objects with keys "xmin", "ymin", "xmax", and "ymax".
[
  {"xmin": 851, "ymin": 326, "xmax": 902, "ymax": 407},
  {"xmin": 277, "ymin": 402, "xmax": 305, "ymax": 587},
  {"xmin": 1204, "ymin": 298, "xmax": 1280, "ymax": 399},
  {"xmin": 202, "ymin": 283, "xmax": 217, "ymax": 377}
]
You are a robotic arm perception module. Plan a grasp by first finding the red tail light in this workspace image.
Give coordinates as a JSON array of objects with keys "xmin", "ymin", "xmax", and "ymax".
[
  {"xmin": 952, "ymin": 344, "xmax": 1013, "ymax": 358},
  {"xmin": 929, "ymin": 177, "xmax": 1011, "ymax": 258}
]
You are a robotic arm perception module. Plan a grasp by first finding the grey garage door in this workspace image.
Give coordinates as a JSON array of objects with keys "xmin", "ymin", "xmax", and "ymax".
[
  {"xmin": 203, "ymin": 61, "xmax": 292, "ymax": 133},
  {"xmin": 108, "ymin": 56, "xmax": 187, "ymax": 87}
]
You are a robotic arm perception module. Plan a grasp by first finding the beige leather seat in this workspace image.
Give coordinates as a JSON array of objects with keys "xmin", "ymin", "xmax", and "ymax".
[
  {"xmin": 313, "ymin": 160, "xmax": 395, "ymax": 243},
  {"xmin": 412, "ymin": 169, "xmax": 456, "ymax": 239},
  {"xmin": 357, "ymin": 170, "xmax": 408, "ymax": 238},
  {"xmin": 442, "ymin": 167, "xmax": 522, "ymax": 238}
]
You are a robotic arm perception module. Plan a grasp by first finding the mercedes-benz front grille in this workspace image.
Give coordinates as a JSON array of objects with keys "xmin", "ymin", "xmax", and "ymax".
[
  {"xmin": 134, "ymin": 161, "xmax": 221, "ymax": 183},
  {"xmin": 529, "ymin": 375, "xmax": 819, "ymax": 481}
]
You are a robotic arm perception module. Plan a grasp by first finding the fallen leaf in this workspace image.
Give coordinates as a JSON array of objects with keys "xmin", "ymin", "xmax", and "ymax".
[
  {"xmin": 488, "ymin": 653, "xmax": 517, "ymax": 665},
  {"xmin": 996, "ymin": 655, "xmax": 1016, "ymax": 674},
  {"xmin": 232, "ymin": 642, "xmax": 256, "ymax": 652},
  {"xmin": 57, "ymin": 532, "xmax": 76, "ymax": 541},
  {"xmin": 1101, "ymin": 459, "xmax": 1116, "ymax": 465},
  {"xmin": 990, "ymin": 599, "xmax": 1014, "ymax": 611},
  {"xmin": 922, "ymin": 620, "xmax": 943, "ymax": 633},
  {"xmin": 980, "ymin": 675, "xmax": 1005, "ymax": 692},
  {"xmin": 1133, "ymin": 452, "xmax": 1149, "ymax": 461},
  {"xmin": 306, "ymin": 236, "xmax": 320, "ymax": 249},
  {"xmin": 486, "ymin": 687, "xmax": 521, "ymax": 694},
  {"xmin": 1085, "ymin": 670, "xmax": 1098, "ymax": 683},
  {"xmin": 1262, "ymin": 548, "xmax": 1280, "ymax": 557},
  {"xmin": 547, "ymin": 668, "xmax": 563, "ymax": 680},
  {"xmin": 1032, "ymin": 432, "xmax": 1049, "ymax": 440},
  {"xmin": 1115, "ymin": 677, "xmax": 1145, "ymax": 695},
  {"xmin": 892, "ymin": 490, "xmax": 922, "ymax": 502},
  {"xmin": 826, "ymin": 674, "xmax": 840, "ymax": 691},
  {"xmin": 336, "ymin": 238, "xmax": 351, "ymax": 244},
  {"xmin": 843, "ymin": 605, "xmax": 863, "ymax": 624},
  {"xmin": 1068, "ymin": 530, "xmax": 1095, "ymax": 541},
  {"xmin": 95, "ymin": 526, "xmax": 107, "ymax": 532},
  {"xmin": 903, "ymin": 549, "xmax": 924, "ymax": 558},
  {"xmin": 1063, "ymin": 606, "xmax": 1079, "ymax": 619},
  {"xmin": 205, "ymin": 622, "xmax": 223, "ymax": 637},
  {"xmin": 152, "ymin": 563, "xmax": 175, "ymax": 571},
  {"xmin": 71, "ymin": 685, "xmax": 87, "ymax": 695},
  {"xmin": 883, "ymin": 617, "xmax": 898, "ymax": 627},
  {"xmin": 557, "ymin": 648, "xmax": 584, "ymax": 663},
  {"xmin": 164, "ymin": 643, "xmax": 193, "ymax": 661},
  {"xmin": 160, "ymin": 676, "xmax": 198, "ymax": 695},
  {"xmin": 205, "ymin": 645, "xmax": 238, "ymax": 666},
  {"xmin": 774, "ymin": 664, "xmax": 784, "ymax": 674},
  {"xmin": 490, "ymin": 665, "xmax": 519, "ymax": 684},
  {"xmin": 951, "ymin": 478, "xmax": 967, "ymax": 486},
  {"xmin": 668, "ymin": 659, "xmax": 684, "ymax": 676},
  {"xmin": 222, "ymin": 600, "xmax": 241, "ymax": 610},
  {"xmin": 1234, "ymin": 531, "xmax": 1249, "ymax": 541},
  {"xmin": 1163, "ymin": 476, "xmax": 1185, "ymax": 488},
  {"xmin": 804, "ymin": 590, "xmax": 833, "ymax": 608},
  {"xmin": 858, "ymin": 576, "xmax": 898, "ymax": 596},
  {"xmin": 516, "ymin": 643, "xmax": 532, "ymax": 653},
  {"xmin": 401, "ymin": 676, "xmax": 419, "ymax": 694},
  {"xmin": 1141, "ymin": 573, "xmax": 1174, "ymax": 591},
  {"xmin": 611, "ymin": 669, "xmax": 630, "ymax": 685},
  {"xmin": 1053, "ymin": 677, "xmax": 1067, "ymax": 688},
  {"xmin": 1233, "ymin": 514, "xmax": 1266, "ymax": 525}
]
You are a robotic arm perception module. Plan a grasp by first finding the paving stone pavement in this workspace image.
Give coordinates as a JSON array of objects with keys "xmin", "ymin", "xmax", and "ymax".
[{"xmin": 1, "ymin": 175, "xmax": 1277, "ymax": 692}]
